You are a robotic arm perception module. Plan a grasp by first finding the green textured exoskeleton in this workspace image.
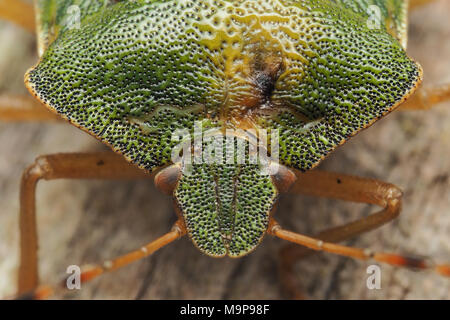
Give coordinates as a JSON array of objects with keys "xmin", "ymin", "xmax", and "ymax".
[{"xmin": 26, "ymin": 0, "xmax": 421, "ymax": 257}]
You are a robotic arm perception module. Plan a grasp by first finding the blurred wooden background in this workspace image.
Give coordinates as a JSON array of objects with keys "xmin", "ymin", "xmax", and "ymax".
[{"xmin": 0, "ymin": 1, "xmax": 449, "ymax": 299}]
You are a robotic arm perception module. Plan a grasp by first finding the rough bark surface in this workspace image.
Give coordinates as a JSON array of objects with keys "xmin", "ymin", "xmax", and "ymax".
[{"xmin": 0, "ymin": 1, "xmax": 449, "ymax": 299}]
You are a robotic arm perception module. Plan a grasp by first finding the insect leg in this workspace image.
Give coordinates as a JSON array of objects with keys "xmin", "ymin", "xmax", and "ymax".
[
  {"xmin": 410, "ymin": 0, "xmax": 437, "ymax": 10},
  {"xmin": 18, "ymin": 152, "xmax": 151, "ymax": 294},
  {"xmin": 278, "ymin": 170, "xmax": 403, "ymax": 298},
  {"xmin": 269, "ymin": 219, "xmax": 450, "ymax": 277},
  {"xmin": 0, "ymin": 0, "xmax": 35, "ymax": 33},
  {"xmin": 16, "ymin": 220, "xmax": 186, "ymax": 300},
  {"xmin": 399, "ymin": 83, "xmax": 450, "ymax": 110},
  {"xmin": 0, "ymin": 94, "xmax": 60, "ymax": 121}
]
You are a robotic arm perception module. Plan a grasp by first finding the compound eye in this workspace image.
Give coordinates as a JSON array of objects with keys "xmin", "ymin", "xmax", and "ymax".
[
  {"xmin": 270, "ymin": 163, "xmax": 297, "ymax": 194},
  {"xmin": 154, "ymin": 164, "xmax": 182, "ymax": 195}
]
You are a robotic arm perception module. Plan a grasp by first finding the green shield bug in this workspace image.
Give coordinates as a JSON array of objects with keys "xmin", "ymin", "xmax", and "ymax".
[{"xmin": 0, "ymin": 0, "xmax": 449, "ymax": 299}]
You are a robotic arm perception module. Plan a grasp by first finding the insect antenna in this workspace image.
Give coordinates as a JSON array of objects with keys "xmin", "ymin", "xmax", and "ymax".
[
  {"xmin": 14, "ymin": 221, "xmax": 186, "ymax": 299},
  {"xmin": 269, "ymin": 219, "xmax": 450, "ymax": 277}
]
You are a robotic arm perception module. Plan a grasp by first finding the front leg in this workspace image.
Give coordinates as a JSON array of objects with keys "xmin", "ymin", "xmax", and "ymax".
[
  {"xmin": 0, "ymin": 94, "xmax": 60, "ymax": 121},
  {"xmin": 18, "ymin": 152, "xmax": 153, "ymax": 294},
  {"xmin": 279, "ymin": 169, "xmax": 403, "ymax": 299},
  {"xmin": 0, "ymin": 0, "xmax": 35, "ymax": 33},
  {"xmin": 18, "ymin": 220, "xmax": 186, "ymax": 300},
  {"xmin": 399, "ymin": 83, "xmax": 450, "ymax": 110}
]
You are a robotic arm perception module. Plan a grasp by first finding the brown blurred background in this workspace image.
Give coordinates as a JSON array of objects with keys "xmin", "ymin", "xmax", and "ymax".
[{"xmin": 0, "ymin": 1, "xmax": 449, "ymax": 299}]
